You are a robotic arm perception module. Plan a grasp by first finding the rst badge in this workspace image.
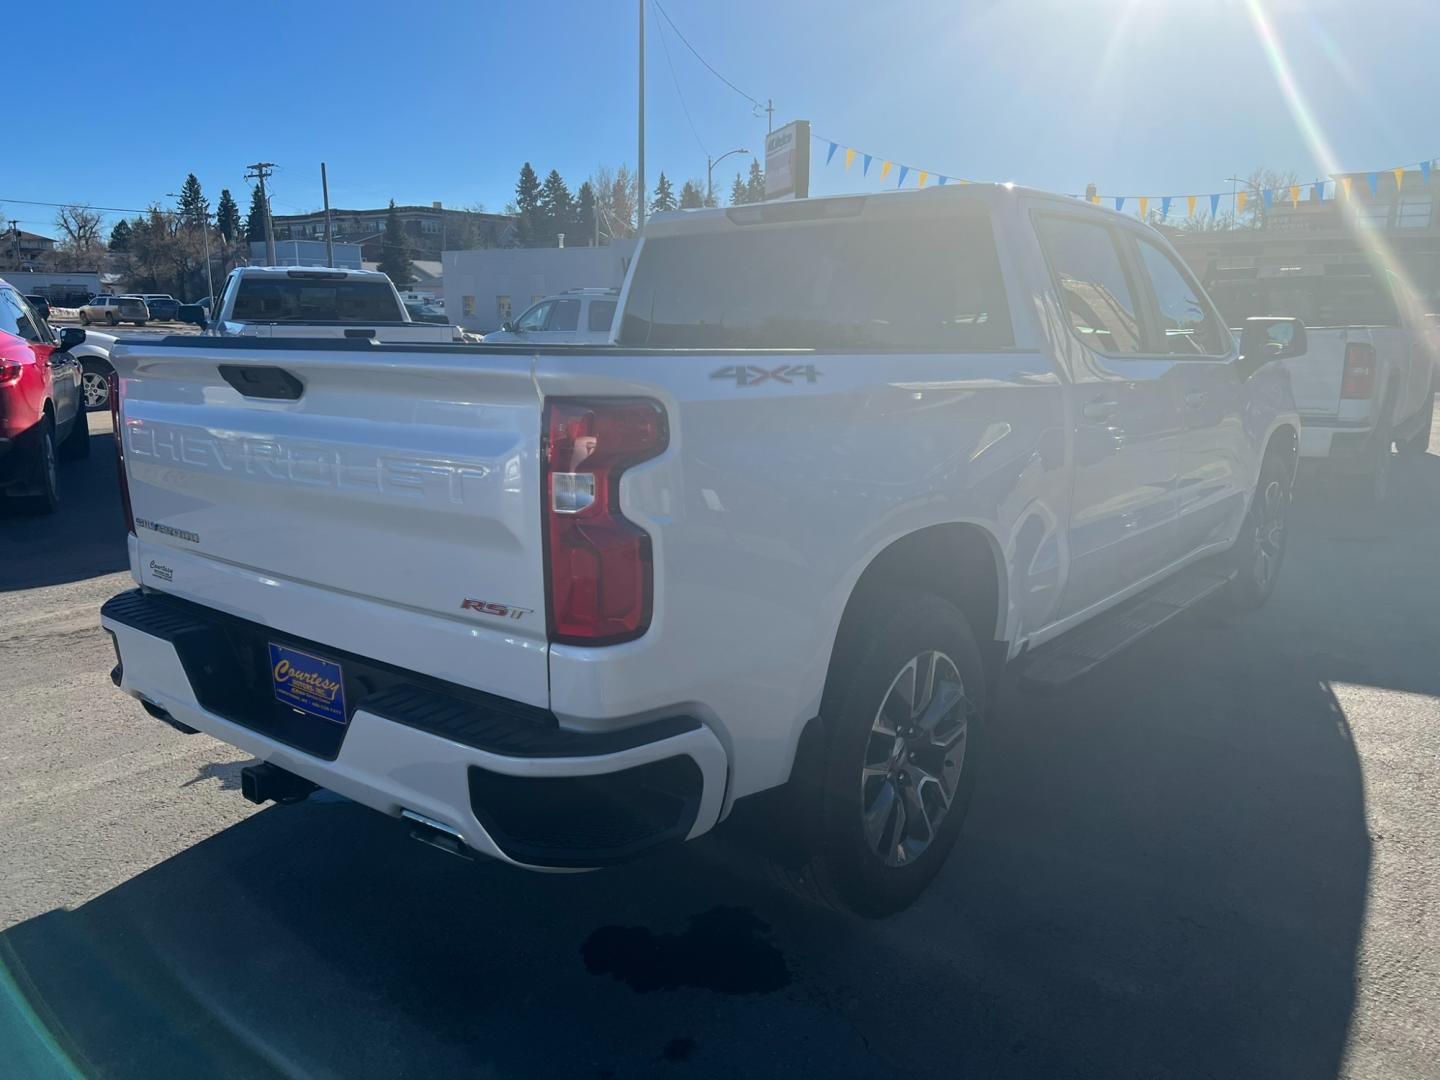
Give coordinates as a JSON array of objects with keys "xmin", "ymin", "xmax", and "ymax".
[
  {"xmin": 710, "ymin": 364, "xmax": 820, "ymax": 388},
  {"xmin": 461, "ymin": 598, "xmax": 532, "ymax": 621}
]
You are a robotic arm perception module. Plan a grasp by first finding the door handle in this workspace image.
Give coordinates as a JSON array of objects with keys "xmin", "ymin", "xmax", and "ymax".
[
  {"xmin": 1184, "ymin": 390, "xmax": 1208, "ymax": 409},
  {"xmin": 1082, "ymin": 400, "xmax": 1120, "ymax": 420}
]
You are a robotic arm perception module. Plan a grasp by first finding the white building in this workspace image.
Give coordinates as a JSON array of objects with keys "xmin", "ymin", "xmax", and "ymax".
[{"xmin": 443, "ymin": 242, "xmax": 638, "ymax": 333}]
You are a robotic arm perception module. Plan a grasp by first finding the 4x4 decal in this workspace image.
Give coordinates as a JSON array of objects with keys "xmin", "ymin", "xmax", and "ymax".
[{"xmin": 710, "ymin": 363, "xmax": 821, "ymax": 387}]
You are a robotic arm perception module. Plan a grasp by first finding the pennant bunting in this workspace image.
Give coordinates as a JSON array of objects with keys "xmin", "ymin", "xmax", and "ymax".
[
  {"xmin": 1312, "ymin": 182, "xmax": 1325, "ymax": 203},
  {"xmin": 1187, "ymin": 195, "xmax": 1197, "ymax": 217},
  {"xmin": 863, "ymin": 154, "xmax": 872, "ymax": 176},
  {"xmin": 1161, "ymin": 196, "xmax": 1172, "ymax": 217},
  {"xmin": 844, "ymin": 147, "xmax": 855, "ymax": 171},
  {"xmin": 917, "ymin": 170, "xmax": 928, "ymax": 188},
  {"xmin": 1423, "ymin": 161, "xmax": 1432, "ymax": 184},
  {"xmin": 1115, "ymin": 196, "xmax": 1126, "ymax": 211},
  {"xmin": 825, "ymin": 142, "xmax": 837, "ymax": 166},
  {"xmin": 880, "ymin": 160, "xmax": 892, "ymax": 180},
  {"xmin": 937, "ymin": 175, "xmax": 948, "ymax": 186},
  {"xmin": 1236, "ymin": 191, "xmax": 1248, "ymax": 215},
  {"xmin": 1341, "ymin": 177, "xmax": 1351, "ymax": 200},
  {"xmin": 896, "ymin": 165, "xmax": 909, "ymax": 187},
  {"xmin": 1289, "ymin": 185, "xmax": 1300, "ymax": 208},
  {"xmin": 1090, "ymin": 192, "xmax": 1101, "ymax": 204},
  {"xmin": 1209, "ymin": 193, "xmax": 1220, "ymax": 216},
  {"xmin": 1138, "ymin": 196, "xmax": 1149, "ymax": 219},
  {"xmin": 1368, "ymin": 172, "xmax": 1378, "ymax": 197},
  {"xmin": 1393, "ymin": 167, "xmax": 1405, "ymax": 191},
  {"xmin": 1263, "ymin": 188, "xmax": 1274, "ymax": 209}
]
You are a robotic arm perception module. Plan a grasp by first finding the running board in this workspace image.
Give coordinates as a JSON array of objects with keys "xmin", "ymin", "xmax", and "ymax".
[{"xmin": 1018, "ymin": 567, "xmax": 1232, "ymax": 690}]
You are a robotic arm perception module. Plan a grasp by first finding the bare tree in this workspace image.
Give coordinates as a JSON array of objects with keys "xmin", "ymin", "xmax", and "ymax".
[{"xmin": 53, "ymin": 205, "xmax": 105, "ymax": 265}]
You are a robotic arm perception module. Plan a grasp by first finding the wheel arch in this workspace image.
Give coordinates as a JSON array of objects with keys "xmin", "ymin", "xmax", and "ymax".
[{"xmin": 1263, "ymin": 422, "xmax": 1299, "ymax": 479}]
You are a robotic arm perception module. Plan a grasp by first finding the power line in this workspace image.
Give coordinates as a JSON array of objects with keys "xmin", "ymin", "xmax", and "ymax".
[
  {"xmin": 652, "ymin": 0, "xmax": 707, "ymax": 158},
  {"xmin": 0, "ymin": 196, "xmax": 154, "ymax": 215},
  {"xmin": 651, "ymin": 0, "xmax": 760, "ymax": 108}
]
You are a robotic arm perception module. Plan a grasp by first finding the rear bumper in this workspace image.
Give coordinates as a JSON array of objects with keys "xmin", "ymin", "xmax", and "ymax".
[
  {"xmin": 101, "ymin": 589, "xmax": 728, "ymax": 869},
  {"xmin": 1298, "ymin": 416, "xmax": 1373, "ymax": 461}
]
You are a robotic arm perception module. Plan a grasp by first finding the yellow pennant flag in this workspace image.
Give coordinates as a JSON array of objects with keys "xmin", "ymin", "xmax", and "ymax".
[
  {"xmin": 1342, "ymin": 176, "xmax": 1353, "ymax": 200},
  {"xmin": 880, "ymin": 160, "xmax": 892, "ymax": 180},
  {"xmin": 844, "ymin": 147, "xmax": 855, "ymax": 171},
  {"xmin": 1236, "ymin": 191, "xmax": 1248, "ymax": 215},
  {"xmin": 1186, "ymin": 194, "xmax": 1197, "ymax": 217},
  {"xmin": 917, "ymin": 171, "xmax": 928, "ymax": 188},
  {"xmin": 1090, "ymin": 193, "xmax": 1101, "ymax": 204},
  {"xmin": 1289, "ymin": 185, "xmax": 1300, "ymax": 208},
  {"xmin": 1393, "ymin": 167, "xmax": 1405, "ymax": 191},
  {"xmin": 959, "ymin": 178, "xmax": 970, "ymax": 185},
  {"xmin": 1138, "ymin": 196, "xmax": 1149, "ymax": 219}
]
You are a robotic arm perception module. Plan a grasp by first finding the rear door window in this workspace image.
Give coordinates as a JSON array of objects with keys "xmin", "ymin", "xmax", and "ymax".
[
  {"xmin": 1035, "ymin": 215, "xmax": 1146, "ymax": 354},
  {"xmin": 619, "ymin": 210, "xmax": 1013, "ymax": 350},
  {"xmin": 588, "ymin": 300, "xmax": 617, "ymax": 332},
  {"xmin": 548, "ymin": 298, "xmax": 580, "ymax": 332}
]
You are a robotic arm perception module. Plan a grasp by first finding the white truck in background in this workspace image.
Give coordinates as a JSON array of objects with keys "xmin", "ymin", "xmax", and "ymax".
[
  {"xmin": 180, "ymin": 267, "xmax": 459, "ymax": 343},
  {"xmin": 103, "ymin": 186, "xmax": 1307, "ymax": 915}
]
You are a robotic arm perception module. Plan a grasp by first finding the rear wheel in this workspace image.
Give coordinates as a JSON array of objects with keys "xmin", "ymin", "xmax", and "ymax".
[
  {"xmin": 15, "ymin": 420, "xmax": 60, "ymax": 515},
  {"xmin": 133, "ymin": 320, "xmax": 146, "ymax": 327},
  {"xmin": 800, "ymin": 591, "xmax": 986, "ymax": 916},
  {"xmin": 1397, "ymin": 390, "xmax": 1434, "ymax": 459},
  {"xmin": 81, "ymin": 361, "xmax": 112, "ymax": 411},
  {"xmin": 1349, "ymin": 417, "xmax": 1394, "ymax": 506},
  {"xmin": 1224, "ymin": 453, "xmax": 1291, "ymax": 610},
  {"xmin": 106, "ymin": 312, "xmax": 117, "ymax": 326},
  {"xmin": 79, "ymin": 311, "xmax": 91, "ymax": 326}
]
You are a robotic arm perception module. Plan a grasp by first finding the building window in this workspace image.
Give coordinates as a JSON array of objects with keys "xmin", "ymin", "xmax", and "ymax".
[
  {"xmin": 1355, "ymin": 204, "xmax": 1390, "ymax": 229},
  {"xmin": 496, "ymin": 295, "xmax": 512, "ymax": 322},
  {"xmin": 1397, "ymin": 197, "xmax": 1432, "ymax": 229},
  {"xmin": 463, "ymin": 295, "xmax": 476, "ymax": 317},
  {"xmin": 421, "ymin": 219, "xmax": 440, "ymax": 234}
]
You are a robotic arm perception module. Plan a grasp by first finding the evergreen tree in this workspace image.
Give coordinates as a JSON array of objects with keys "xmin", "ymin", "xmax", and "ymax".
[
  {"xmin": 215, "ymin": 189, "xmax": 241, "ymax": 244},
  {"xmin": 108, "ymin": 218, "xmax": 132, "ymax": 252},
  {"xmin": 244, "ymin": 185, "xmax": 268, "ymax": 242},
  {"xmin": 537, "ymin": 169, "xmax": 574, "ymax": 244},
  {"xmin": 678, "ymin": 179, "xmax": 704, "ymax": 209},
  {"xmin": 377, "ymin": 199, "xmax": 415, "ymax": 285},
  {"xmin": 179, "ymin": 173, "xmax": 206, "ymax": 225},
  {"xmin": 575, "ymin": 181, "xmax": 598, "ymax": 246},
  {"xmin": 651, "ymin": 172, "xmax": 677, "ymax": 214},
  {"xmin": 729, "ymin": 173, "xmax": 747, "ymax": 206},
  {"xmin": 515, "ymin": 162, "xmax": 542, "ymax": 245},
  {"xmin": 745, "ymin": 159, "xmax": 765, "ymax": 203}
]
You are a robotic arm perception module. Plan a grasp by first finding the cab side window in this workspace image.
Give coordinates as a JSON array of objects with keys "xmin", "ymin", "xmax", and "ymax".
[
  {"xmin": 515, "ymin": 301, "xmax": 552, "ymax": 332},
  {"xmin": 548, "ymin": 299, "xmax": 580, "ymax": 332},
  {"xmin": 1135, "ymin": 239, "xmax": 1229, "ymax": 356},
  {"xmin": 588, "ymin": 300, "xmax": 617, "ymax": 332},
  {"xmin": 1036, "ymin": 216, "xmax": 1145, "ymax": 354}
]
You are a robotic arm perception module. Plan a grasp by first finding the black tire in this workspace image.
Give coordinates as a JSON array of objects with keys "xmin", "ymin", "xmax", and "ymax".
[
  {"xmin": 106, "ymin": 312, "xmax": 117, "ymax": 326},
  {"xmin": 1224, "ymin": 452, "xmax": 1292, "ymax": 611},
  {"xmin": 134, "ymin": 320, "xmax": 146, "ymax": 327},
  {"xmin": 58, "ymin": 410, "xmax": 90, "ymax": 461},
  {"xmin": 15, "ymin": 420, "xmax": 60, "ymax": 515},
  {"xmin": 1349, "ymin": 417, "xmax": 1394, "ymax": 507},
  {"xmin": 81, "ymin": 361, "xmax": 112, "ymax": 412},
  {"xmin": 1397, "ymin": 390, "xmax": 1434, "ymax": 459},
  {"xmin": 800, "ymin": 591, "xmax": 987, "ymax": 917},
  {"xmin": 79, "ymin": 312, "xmax": 90, "ymax": 326}
]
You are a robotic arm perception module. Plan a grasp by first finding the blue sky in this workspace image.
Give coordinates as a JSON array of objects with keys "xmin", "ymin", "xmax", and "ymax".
[{"xmin": 4, "ymin": 0, "xmax": 1437, "ymax": 234}]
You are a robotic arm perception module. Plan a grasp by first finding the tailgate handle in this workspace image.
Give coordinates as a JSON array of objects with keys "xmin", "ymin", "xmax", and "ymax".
[
  {"xmin": 219, "ymin": 364, "xmax": 304, "ymax": 401},
  {"xmin": 344, "ymin": 328, "xmax": 377, "ymax": 339}
]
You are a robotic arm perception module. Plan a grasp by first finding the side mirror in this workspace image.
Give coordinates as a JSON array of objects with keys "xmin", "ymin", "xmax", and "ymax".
[
  {"xmin": 177, "ymin": 304, "xmax": 208, "ymax": 328},
  {"xmin": 1239, "ymin": 317, "xmax": 1307, "ymax": 376},
  {"xmin": 58, "ymin": 326, "xmax": 86, "ymax": 352},
  {"xmin": 500, "ymin": 321, "xmax": 515, "ymax": 333}
]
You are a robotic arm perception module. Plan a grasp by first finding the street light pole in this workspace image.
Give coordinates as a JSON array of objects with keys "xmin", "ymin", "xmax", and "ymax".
[
  {"xmin": 637, "ymin": 0, "xmax": 646, "ymax": 234},
  {"xmin": 707, "ymin": 147, "xmax": 750, "ymax": 206}
]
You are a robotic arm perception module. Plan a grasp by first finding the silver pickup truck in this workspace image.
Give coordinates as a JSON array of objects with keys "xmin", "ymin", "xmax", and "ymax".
[{"xmin": 180, "ymin": 266, "xmax": 458, "ymax": 343}]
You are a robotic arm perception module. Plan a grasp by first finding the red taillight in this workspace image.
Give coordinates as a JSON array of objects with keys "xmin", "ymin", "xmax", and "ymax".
[
  {"xmin": 109, "ymin": 372, "xmax": 134, "ymax": 535},
  {"xmin": 542, "ymin": 399, "xmax": 668, "ymax": 645},
  {"xmin": 1341, "ymin": 343, "xmax": 1376, "ymax": 399},
  {"xmin": 0, "ymin": 358, "xmax": 24, "ymax": 384}
]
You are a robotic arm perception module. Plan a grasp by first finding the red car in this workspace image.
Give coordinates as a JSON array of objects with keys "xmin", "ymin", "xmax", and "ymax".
[{"xmin": 0, "ymin": 281, "xmax": 88, "ymax": 513}]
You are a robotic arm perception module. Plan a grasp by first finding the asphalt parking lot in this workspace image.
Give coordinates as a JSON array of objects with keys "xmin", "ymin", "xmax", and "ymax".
[{"xmin": 1, "ymin": 408, "xmax": 1436, "ymax": 1079}]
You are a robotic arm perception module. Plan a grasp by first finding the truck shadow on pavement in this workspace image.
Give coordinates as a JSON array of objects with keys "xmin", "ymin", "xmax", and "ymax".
[{"xmin": 3, "ymin": 456, "xmax": 1435, "ymax": 1078}]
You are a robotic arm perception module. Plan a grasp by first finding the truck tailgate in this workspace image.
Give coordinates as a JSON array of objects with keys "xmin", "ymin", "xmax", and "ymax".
[
  {"xmin": 1281, "ymin": 326, "xmax": 1349, "ymax": 417},
  {"xmin": 111, "ymin": 340, "xmax": 550, "ymax": 707}
]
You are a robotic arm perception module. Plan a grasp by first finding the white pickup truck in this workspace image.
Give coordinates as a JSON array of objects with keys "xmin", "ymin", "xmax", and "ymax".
[
  {"xmin": 102, "ymin": 187, "xmax": 1305, "ymax": 914},
  {"xmin": 180, "ymin": 266, "xmax": 459, "ymax": 343}
]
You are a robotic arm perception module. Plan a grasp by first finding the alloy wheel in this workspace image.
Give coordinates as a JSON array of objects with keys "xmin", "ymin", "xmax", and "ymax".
[
  {"xmin": 82, "ymin": 371, "xmax": 110, "ymax": 409},
  {"xmin": 861, "ymin": 650, "xmax": 970, "ymax": 867},
  {"xmin": 1252, "ymin": 478, "xmax": 1288, "ymax": 589}
]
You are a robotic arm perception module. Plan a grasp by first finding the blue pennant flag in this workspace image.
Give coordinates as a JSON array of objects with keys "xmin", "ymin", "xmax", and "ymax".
[
  {"xmin": 937, "ymin": 175, "xmax": 948, "ymax": 186},
  {"xmin": 1313, "ymin": 182, "xmax": 1325, "ymax": 203},
  {"xmin": 1263, "ymin": 189, "xmax": 1274, "ymax": 209},
  {"xmin": 825, "ymin": 142, "xmax": 837, "ymax": 166},
  {"xmin": 1161, "ymin": 196, "xmax": 1172, "ymax": 218},
  {"xmin": 1367, "ymin": 172, "xmax": 1378, "ymax": 197},
  {"xmin": 1114, "ymin": 196, "xmax": 1126, "ymax": 211},
  {"xmin": 862, "ymin": 154, "xmax": 872, "ymax": 176},
  {"xmin": 897, "ymin": 165, "xmax": 909, "ymax": 188},
  {"xmin": 1423, "ymin": 160, "xmax": 1432, "ymax": 184},
  {"xmin": 1209, "ymin": 193, "xmax": 1221, "ymax": 216}
]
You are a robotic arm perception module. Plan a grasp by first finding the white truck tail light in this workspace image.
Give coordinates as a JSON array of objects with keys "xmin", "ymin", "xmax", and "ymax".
[
  {"xmin": 542, "ymin": 399, "xmax": 668, "ymax": 645},
  {"xmin": 109, "ymin": 372, "xmax": 135, "ymax": 535},
  {"xmin": 1341, "ymin": 343, "xmax": 1376, "ymax": 399}
]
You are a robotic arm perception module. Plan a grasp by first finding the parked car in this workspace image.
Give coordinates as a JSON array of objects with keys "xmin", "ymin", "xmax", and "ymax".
[
  {"xmin": 0, "ymin": 281, "xmax": 88, "ymax": 512},
  {"xmin": 480, "ymin": 288, "xmax": 619, "ymax": 345},
  {"xmin": 139, "ymin": 294, "xmax": 181, "ymax": 321},
  {"xmin": 67, "ymin": 327, "xmax": 118, "ymax": 411},
  {"xmin": 79, "ymin": 295, "xmax": 149, "ymax": 326},
  {"xmin": 102, "ymin": 185, "xmax": 1305, "ymax": 914},
  {"xmin": 23, "ymin": 294, "xmax": 51, "ymax": 321},
  {"xmin": 404, "ymin": 301, "xmax": 449, "ymax": 325},
  {"xmin": 179, "ymin": 267, "xmax": 458, "ymax": 342}
]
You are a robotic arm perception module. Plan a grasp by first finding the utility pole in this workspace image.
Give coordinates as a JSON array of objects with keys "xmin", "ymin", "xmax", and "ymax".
[
  {"xmin": 321, "ymin": 162, "xmax": 334, "ymax": 268},
  {"xmin": 765, "ymin": 98, "xmax": 774, "ymax": 134},
  {"xmin": 637, "ymin": 0, "xmax": 646, "ymax": 234},
  {"xmin": 246, "ymin": 161, "xmax": 277, "ymax": 265}
]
